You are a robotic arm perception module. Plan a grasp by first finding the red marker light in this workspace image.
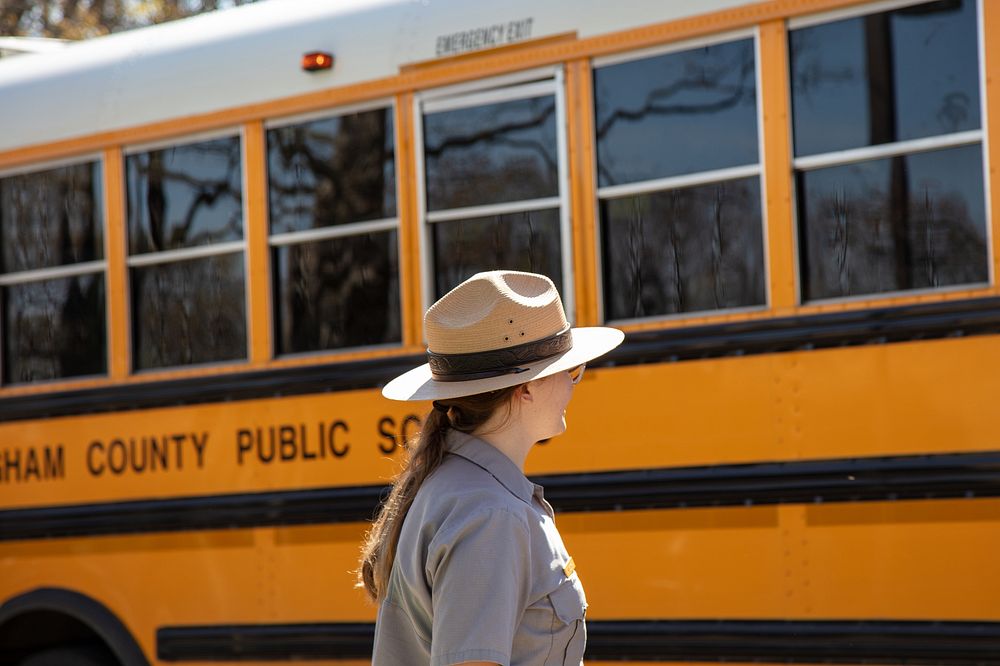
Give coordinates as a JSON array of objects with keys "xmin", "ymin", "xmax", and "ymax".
[{"xmin": 302, "ymin": 51, "xmax": 333, "ymax": 72}]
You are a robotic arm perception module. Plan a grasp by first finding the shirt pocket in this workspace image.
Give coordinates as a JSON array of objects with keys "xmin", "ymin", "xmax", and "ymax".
[
  {"xmin": 544, "ymin": 579, "xmax": 587, "ymax": 665},
  {"xmin": 548, "ymin": 577, "xmax": 587, "ymax": 624}
]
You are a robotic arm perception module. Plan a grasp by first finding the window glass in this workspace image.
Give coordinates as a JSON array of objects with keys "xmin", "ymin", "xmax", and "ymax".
[
  {"xmin": 0, "ymin": 161, "xmax": 103, "ymax": 273},
  {"xmin": 432, "ymin": 208, "xmax": 562, "ymax": 297},
  {"xmin": 594, "ymin": 39, "xmax": 758, "ymax": 187},
  {"xmin": 267, "ymin": 108, "xmax": 396, "ymax": 234},
  {"xmin": 601, "ymin": 177, "xmax": 764, "ymax": 319},
  {"xmin": 126, "ymin": 136, "xmax": 243, "ymax": 254},
  {"xmin": 797, "ymin": 144, "xmax": 987, "ymax": 300},
  {"xmin": 2, "ymin": 274, "xmax": 106, "ymax": 383},
  {"xmin": 131, "ymin": 253, "xmax": 246, "ymax": 369},
  {"xmin": 423, "ymin": 95, "xmax": 558, "ymax": 211},
  {"xmin": 272, "ymin": 231, "xmax": 400, "ymax": 353},
  {"xmin": 790, "ymin": 0, "xmax": 979, "ymax": 157}
]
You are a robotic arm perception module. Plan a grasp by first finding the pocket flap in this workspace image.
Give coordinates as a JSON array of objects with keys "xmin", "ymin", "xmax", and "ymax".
[{"xmin": 548, "ymin": 579, "xmax": 587, "ymax": 625}]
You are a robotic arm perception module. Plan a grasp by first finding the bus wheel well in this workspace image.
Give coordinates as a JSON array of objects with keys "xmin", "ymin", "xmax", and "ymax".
[{"xmin": 0, "ymin": 588, "xmax": 149, "ymax": 666}]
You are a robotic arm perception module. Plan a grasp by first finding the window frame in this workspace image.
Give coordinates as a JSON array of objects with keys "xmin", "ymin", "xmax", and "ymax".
[
  {"xmin": 0, "ymin": 153, "xmax": 108, "ymax": 386},
  {"xmin": 590, "ymin": 28, "xmax": 770, "ymax": 325},
  {"xmin": 414, "ymin": 65, "xmax": 575, "ymax": 321},
  {"xmin": 123, "ymin": 126, "xmax": 250, "ymax": 371},
  {"xmin": 787, "ymin": 0, "xmax": 992, "ymax": 305},
  {"xmin": 263, "ymin": 97, "xmax": 405, "ymax": 358}
]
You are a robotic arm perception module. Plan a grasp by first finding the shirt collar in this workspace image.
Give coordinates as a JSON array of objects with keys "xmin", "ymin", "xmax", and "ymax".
[{"xmin": 446, "ymin": 430, "xmax": 536, "ymax": 504}]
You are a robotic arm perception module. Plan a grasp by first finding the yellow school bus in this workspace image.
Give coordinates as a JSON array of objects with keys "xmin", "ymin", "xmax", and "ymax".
[{"xmin": 1, "ymin": 0, "xmax": 999, "ymax": 663}]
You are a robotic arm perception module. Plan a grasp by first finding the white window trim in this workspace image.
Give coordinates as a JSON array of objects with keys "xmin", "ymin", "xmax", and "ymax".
[
  {"xmin": 800, "ymin": 280, "xmax": 991, "ymax": 308},
  {"xmin": 123, "ymin": 126, "xmax": 242, "ymax": 155},
  {"xmin": 606, "ymin": 302, "xmax": 770, "ymax": 328},
  {"xmin": 423, "ymin": 79, "xmax": 558, "ymax": 115},
  {"xmin": 976, "ymin": 0, "xmax": 993, "ymax": 287},
  {"xmin": 126, "ymin": 240, "xmax": 245, "ymax": 267},
  {"xmin": 792, "ymin": 129, "xmax": 983, "ymax": 172},
  {"xmin": 597, "ymin": 164, "xmax": 761, "ymax": 201},
  {"xmin": 418, "ymin": 65, "xmax": 558, "ymax": 105},
  {"xmin": 425, "ymin": 197, "xmax": 561, "ymax": 224},
  {"xmin": 754, "ymin": 24, "xmax": 778, "ymax": 310},
  {"xmin": 0, "ymin": 152, "xmax": 103, "ymax": 179},
  {"xmin": 264, "ymin": 98, "xmax": 396, "ymax": 131},
  {"xmin": 0, "ymin": 260, "xmax": 106, "ymax": 286},
  {"xmin": 269, "ymin": 217, "xmax": 398, "ymax": 246}
]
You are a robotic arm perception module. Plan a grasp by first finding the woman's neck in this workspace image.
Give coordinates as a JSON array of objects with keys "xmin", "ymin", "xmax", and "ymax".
[{"xmin": 473, "ymin": 421, "xmax": 534, "ymax": 471}]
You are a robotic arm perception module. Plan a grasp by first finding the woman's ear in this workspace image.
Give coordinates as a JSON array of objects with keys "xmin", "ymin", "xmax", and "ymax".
[{"xmin": 521, "ymin": 377, "xmax": 553, "ymax": 403}]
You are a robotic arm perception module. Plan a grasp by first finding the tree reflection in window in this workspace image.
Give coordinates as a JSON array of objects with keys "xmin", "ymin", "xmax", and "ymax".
[
  {"xmin": 594, "ymin": 39, "xmax": 758, "ymax": 187},
  {"xmin": 432, "ymin": 209, "xmax": 562, "ymax": 297},
  {"xmin": 423, "ymin": 96, "xmax": 558, "ymax": 211},
  {"xmin": 602, "ymin": 178, "xmax": 764, "ymax": 319},
  {"xmin": 272, "ymin": 232, "xmax": 400, "ymax": 354},
  {"xmin": 131, "ymin": 254, "xmax": 246, "ymax": 369},
  {"xmin": 2, "ymin": 275, "xmax": 106, "ymax": 383},
  {"xmin": 268, "ymin": 109, "xmax": 396, "ymax": 234},
  {"xmin": 798, "ymin": 145, "xmax": 987, "ymax": 300},
  {"xmin": 126, "ymin": 136, "xmax": 243, "ymax": 254},
  {"xmin": 0, "ymin": 162, "xmax": 103, "ymax": 272},
  {"xmin": 267, "ymin": 107, "xmax": 401, "ymax": 354},
  {"xmin": 0, "ymin": 162, "xmax": 106, "ymax": 383}
]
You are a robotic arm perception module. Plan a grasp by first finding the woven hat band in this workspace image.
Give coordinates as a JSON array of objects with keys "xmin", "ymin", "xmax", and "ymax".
[{"xmin": 427, "ymin": 328, "xmax": 572, "ymax": 382}]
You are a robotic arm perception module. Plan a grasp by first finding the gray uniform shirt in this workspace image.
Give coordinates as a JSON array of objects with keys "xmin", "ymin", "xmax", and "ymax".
[{"xmin": 372, "ymin": 431, "xmax": 587, "ymax": 666}]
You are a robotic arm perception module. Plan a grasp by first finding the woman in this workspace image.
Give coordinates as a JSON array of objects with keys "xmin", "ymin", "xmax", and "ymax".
[{"xmin": 359, "ymin": 270, "xmax": 624, "ymax": 666}]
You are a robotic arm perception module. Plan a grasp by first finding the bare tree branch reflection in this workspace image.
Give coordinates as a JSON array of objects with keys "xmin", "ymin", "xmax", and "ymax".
[{"xmin": 602, "ymin": 178, "xmax": 764, "ymax": 320}]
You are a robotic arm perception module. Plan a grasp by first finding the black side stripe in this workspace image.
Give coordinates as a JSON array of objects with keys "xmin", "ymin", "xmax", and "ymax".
[
  {"xmin": 2, "ymin": 451, "xmax": 999, "ymax": 542},
  {"xmin": 3, "ymin": 296, "xmax": 1000, "ymax": 423},
  {"xmin": 156, "ymin": 620, "xmax": 1000, "ymax": 663}
]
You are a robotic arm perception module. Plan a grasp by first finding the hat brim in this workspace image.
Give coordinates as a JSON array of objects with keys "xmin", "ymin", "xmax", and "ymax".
[{"xmin": 382, "ymin": 326, "xmax": 625, "ymax": 401}]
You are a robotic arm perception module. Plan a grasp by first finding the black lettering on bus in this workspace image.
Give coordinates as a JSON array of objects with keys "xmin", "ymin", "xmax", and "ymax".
[
  {"xmin": 328, "ymin": 420, "xmax": 350, "ymax": 458},
  {"xmin": 0, "ymin": 446, "xmax": 65, "ymax": 483},
  {"xmin": 3, "ymin": 449, "xmax": 21, "ymax": 483},
  {"xmin": 150, "ymin": 435, "xmax": 168, "ymax": 471},
  {"xmin": 87, "ymin": 440, "xmax": 104, "ymax": 476},
  {"xmin": 279, "ymin": 424, "xmax": 296, "ymax": 461},
  {"xmin": 236, "ymin": 429, "xmax": 253, "ymax": 465},
  {"xmin": 3, "ymin": 448, "xmax": 21, "ymax": 483},
  {"xmin": 377, "ymin": 416, "xmax": 397, "ymax": 454},
  {"xmin": 108, "ymin": 439, "xmax": 127, "ymax": 475},
  {"xmin": 172, "ymin": 434, "xmax": 185, "ymax": 468},
  {"xmin": 302, "ymin": 423, "xmax": 317, "ymax": 460},
  {"xmin": 45, "ymin": 445, "xmax": 65, "ymax": 480},
  {"xmin": 130, "ymin": 437, "xmax": 147, "ymax": 473},
  {"xmin": 401, "ymin": 414, "xmax": 422, "ymax": 449},
  {"xmin": 24, "ymin": 448, "xmax": 40, "ymax": 481},
  {"xmin": 191, "ymin": 432, "xmax": 208, "ymax": 468},
  {"xmin": 259, "ymin": 427, "xmax": 275, "ymax": 463}
]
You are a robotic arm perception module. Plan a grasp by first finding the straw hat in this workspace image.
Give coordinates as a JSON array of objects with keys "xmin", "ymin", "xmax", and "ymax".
[{"xmin": 382, "ymin": 271, "xmax": 624, "ymax": 401}]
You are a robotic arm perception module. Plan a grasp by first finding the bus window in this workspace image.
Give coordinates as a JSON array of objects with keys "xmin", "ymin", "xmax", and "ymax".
[
  {"xmin": 421, "ymin": 82, "xmax": 567, "ymax": 300},
  {"xmin": 0, "ymin": 160, "xmax": 106, "ymax": 384},
  {"xmin": 125, "ymin": 134, "xmax": 246, "ymax": 369},
  {"xmin": 789, "ymin": 0, "xmax": 987, "ymax": 301},
  {"xmin": 266, "ymin": 106, "xmax": 401, "ymax": 354},
  {"xmin": 593, "ymin": 37, "xmax": 765, "ymax": 321}
]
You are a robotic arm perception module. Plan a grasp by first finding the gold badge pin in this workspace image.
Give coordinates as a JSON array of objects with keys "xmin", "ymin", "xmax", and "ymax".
[{"xmin": 563, "ymin": 556, "xmax": 576, "ymax": 577}]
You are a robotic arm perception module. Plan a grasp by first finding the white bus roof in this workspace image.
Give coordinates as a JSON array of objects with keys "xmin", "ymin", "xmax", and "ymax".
[{"xmin": 0, "ymin": 0, "xmax": 748, "ymax": 157}]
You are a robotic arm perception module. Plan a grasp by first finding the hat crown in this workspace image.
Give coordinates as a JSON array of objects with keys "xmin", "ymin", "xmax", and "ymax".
[{"xmin": 425, "ymin": 271, "xmax": 569, "ymax": 355}]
